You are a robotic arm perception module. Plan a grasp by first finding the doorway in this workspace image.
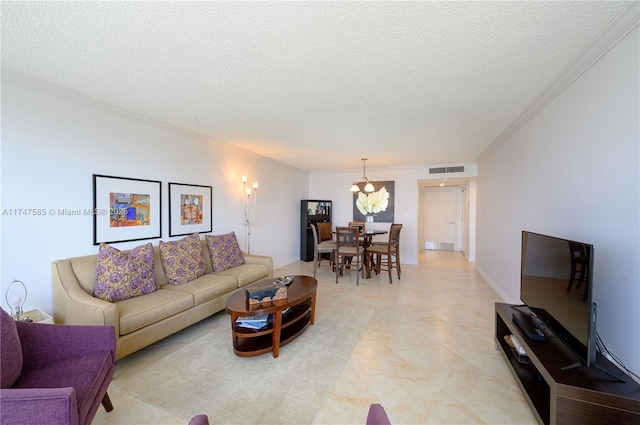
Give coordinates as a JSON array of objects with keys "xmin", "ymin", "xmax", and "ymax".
[{"xmin": 419, "ymin": 186, "xmax": 465, "ymax": 252}]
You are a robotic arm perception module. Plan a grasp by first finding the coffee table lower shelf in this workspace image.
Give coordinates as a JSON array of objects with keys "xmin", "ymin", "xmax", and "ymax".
[
  {"xmin": 225, "ymin": 276, "xmax": 317, "ymax": 358},
  {"xmin": 233, "ymin": 309, "xmax": 312, "ymax": 357}
]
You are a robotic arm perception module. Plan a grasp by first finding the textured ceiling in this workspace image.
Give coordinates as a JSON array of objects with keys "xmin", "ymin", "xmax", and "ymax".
[{"xmin": 1, "ymin": 1, "xmax": 632, "ymax": 172}]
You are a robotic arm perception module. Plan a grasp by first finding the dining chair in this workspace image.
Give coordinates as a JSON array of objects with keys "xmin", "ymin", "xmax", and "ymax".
[
  {"xmin": 316, "ymin": 221, "xmax": 333, "ymax": 242},
  {"xmin": 310, "ymin": 223, "xmax": 335, "ymax": 278},
  {"xmin": 367, "ymin": 223, "xmax": 402, "ymax": 283},
  {"xmin": 348, "ymin": 221, "xmax": 367, "ymax": 249},
  {"xmin": 348, "ymin": 221, "xmax": 366, "ymax": 232},
  {"xmin": 335, "ymin": 226, "xmax": 365, "ymax": 285}
]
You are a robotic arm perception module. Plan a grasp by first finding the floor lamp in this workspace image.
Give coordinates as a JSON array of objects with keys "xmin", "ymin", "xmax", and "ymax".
[{"xmin": 242, "ymin": 176, "xmax": 258, "ymax": 254}]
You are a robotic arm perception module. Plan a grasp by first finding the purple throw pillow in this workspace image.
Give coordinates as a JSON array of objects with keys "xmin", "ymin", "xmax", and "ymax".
[
  {"xmin": 94, "ymin": 243, "xmax": 158, "ymax": 302},
  {"xmin": 205, "ymin": 232, "xmax": 245, "ymax": 272},
  {"xmin": 159, "ymin": 233, "xmax": 206, "ymax": 285},
  {"xmin": 1, "ymin": 308, "xmax": 23, "ymax": 388}
]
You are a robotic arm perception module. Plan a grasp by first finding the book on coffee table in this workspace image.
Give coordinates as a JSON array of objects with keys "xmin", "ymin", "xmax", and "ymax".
[{"xmin": 236, "ymin": 315, "xmax": 272, "ymax": 330}]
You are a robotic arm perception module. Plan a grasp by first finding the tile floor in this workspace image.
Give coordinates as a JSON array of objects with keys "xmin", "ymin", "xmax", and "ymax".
[{"xmin": 93, "ymin": 250, "xmax": 537, "ymax": 425}]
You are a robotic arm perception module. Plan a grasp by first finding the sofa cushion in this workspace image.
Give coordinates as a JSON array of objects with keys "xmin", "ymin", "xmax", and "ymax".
[
  {"xmin": 13, "ymin": 350, "xmax": 112, "ymax": 425},
  {"xmin": 159, "ymin": 233, "xmax": 206, "ymax": 285},
  {"xmin": 1, "ymin": 308, "xmax": 23, "ymax": 388},
  {"xmin": 160, "ymin": 273, "xmax": 238, "ymax": 306},
  {"xmin": 94, "ymin": 243, "xmax": 158, "ymax": 302},
  {"xmin": 115, "ymin": 289, "xmax": 193, "ymax": 335},
  {"xmin": 216, "ymin": 263, "xmax": 270, "ymax": 287},
  {"xmin": 205, "ymin": 232, "xmax": 245, "ymax": 272}
]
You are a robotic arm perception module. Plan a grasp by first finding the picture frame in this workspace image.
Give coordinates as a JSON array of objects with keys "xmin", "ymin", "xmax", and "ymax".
[
  {"xmin": 352, "ymin": 180, "xmax": 395, "ymax": 223},
  {"xmin": 168, "ymin": 182, "xmax": 213, "ymax": 237},
  {"xmin": 93, "ymin": 174, "xmax": 162, "ymax": 245}
]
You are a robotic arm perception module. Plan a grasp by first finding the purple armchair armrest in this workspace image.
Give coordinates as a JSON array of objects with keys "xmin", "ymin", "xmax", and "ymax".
[
  {"xmin": 367, "ymin": 403, "xmax": 391, "ymax": 425},
  {"xmin": 189, "ymin": 414, "xmax": 210, "ymax": 425}
]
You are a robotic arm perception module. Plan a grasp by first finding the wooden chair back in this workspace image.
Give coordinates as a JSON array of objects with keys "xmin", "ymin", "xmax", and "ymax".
[
  {"xmin": 317, "ymin": 221, "xmax": 333, "ymax": 242},
  {"xmin": 336, "ymin": 226, "xmax": 360, "ymax": 249},
  {"xmin": 389, "ymin": 223, "xmax": 403, "ymax": 248},
  {"xmin": 310, "ymin": 223, "xmax": 320, "ymax": 251},
  {"xmin": 348, "ymin": 221, "xmax": 366, "ymax": 233}
]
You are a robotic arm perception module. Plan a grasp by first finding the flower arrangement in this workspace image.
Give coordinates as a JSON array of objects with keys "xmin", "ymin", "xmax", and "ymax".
[{"xmin": 356, "ymin": 186, "xmax": 390, "ymax": 216}]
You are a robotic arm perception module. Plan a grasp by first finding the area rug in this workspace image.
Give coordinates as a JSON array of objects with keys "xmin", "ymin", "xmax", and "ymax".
[{"xmin": 114, "ymin": 302, "xmax": 374, "ymax": 424}]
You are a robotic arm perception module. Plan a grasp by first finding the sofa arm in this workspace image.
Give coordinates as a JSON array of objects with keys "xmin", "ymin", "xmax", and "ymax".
[
  {"xmin": 16, "ymin": 321, "xmax": 116, "ymax": 367},
  {"xmin": 52, "ymin": 260, "xmax": 119, "ymax": 333},
  {"xmin": 242, "ymin": 252, "xmax": 273, "ymax": 278},
  {"xmin": 0, "ymin": 387, "xmax": 78, "ymax": 425}
]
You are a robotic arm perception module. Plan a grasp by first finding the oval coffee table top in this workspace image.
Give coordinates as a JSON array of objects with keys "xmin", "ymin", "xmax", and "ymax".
[{"xmin": 225, "ymin": 275, "xmax": 318, "ymax": 316}]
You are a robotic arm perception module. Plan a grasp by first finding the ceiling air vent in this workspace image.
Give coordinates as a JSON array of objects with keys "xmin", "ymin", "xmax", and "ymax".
[{"xmin": 429, "ymin": 166, "xmax": 464, "ymax": 174}]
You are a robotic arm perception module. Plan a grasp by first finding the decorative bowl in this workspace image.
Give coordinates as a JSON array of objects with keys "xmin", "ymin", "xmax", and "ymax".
[{"xmin": 274, "ymin": 275, "xmax": 293, "ymax": 286}]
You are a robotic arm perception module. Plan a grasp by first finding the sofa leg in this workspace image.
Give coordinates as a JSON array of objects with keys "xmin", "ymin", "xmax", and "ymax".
[{"xmin": 102, "ymin": 392, "xmax": 114, "ymax": 412}]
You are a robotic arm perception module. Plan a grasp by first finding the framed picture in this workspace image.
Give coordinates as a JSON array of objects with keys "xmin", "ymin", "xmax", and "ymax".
[
  {"xmin": 168, "ymin": 182, "xmax": 212, "ymax": 236},
  {"xmin": 352, "ymin": 180, "xmax": 395, "ymax": 223},
  {"xmin": 93, "ymin": 174, "xmax": 162, "ymax": 245}
]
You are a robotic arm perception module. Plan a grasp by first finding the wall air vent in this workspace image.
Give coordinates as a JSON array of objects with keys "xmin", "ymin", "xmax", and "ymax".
[{"xmin": 428, "ymin": 166, "xmax": 465, "ymax": 174}]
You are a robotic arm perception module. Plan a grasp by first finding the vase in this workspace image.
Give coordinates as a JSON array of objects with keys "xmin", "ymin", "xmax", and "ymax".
[{"xmin": 366, "ymin": 215, "xmax": 375, "ymax": 223}]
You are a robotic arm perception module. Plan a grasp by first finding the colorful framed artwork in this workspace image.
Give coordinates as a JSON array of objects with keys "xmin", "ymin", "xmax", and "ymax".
[
  {"xmin": 93, "ymin": 174, "xmax": 162, "ymax": 245},
  {"xmin": 168, "ymin": 182, "xmax": 212, "ymax": 237},
  {"xmin": 352, "ymin": 180, "xmax": 395, "ymax": 223}
]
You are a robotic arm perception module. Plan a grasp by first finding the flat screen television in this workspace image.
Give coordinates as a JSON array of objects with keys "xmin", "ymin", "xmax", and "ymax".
[{"xmin": 519, "ymin": 230, "xmax": 597, "ymax": 368}]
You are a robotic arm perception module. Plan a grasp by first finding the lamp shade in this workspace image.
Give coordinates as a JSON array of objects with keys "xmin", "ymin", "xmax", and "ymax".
[
  {"xmin": 350, "ymin": 183, "xmax": 360, "ymax": 192},
  {"xmin": 364, "ymin": 181, "xmax": 375, "ymax": 192}
]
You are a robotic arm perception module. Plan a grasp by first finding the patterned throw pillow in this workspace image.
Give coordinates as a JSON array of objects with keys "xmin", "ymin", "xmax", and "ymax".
[
  {"xmin": 94, "ymin": 243, "xmax": 158, "ymax": 302},
  {"xmin": 159, "ymin": 233, "xmax": 206, "ymax": 285},
  {"xmin": 205, "ymin": 232, "xmax": 245, "ymax": 272}
]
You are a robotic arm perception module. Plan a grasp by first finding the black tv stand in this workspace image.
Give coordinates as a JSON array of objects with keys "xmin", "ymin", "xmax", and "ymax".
[
  {"xmin": 496, "ymin": 303, "xmax": 640, "ymax": 424},
  {"xmin": 561, "ymin": 360, "xmax": 626, "ymax": 382}
]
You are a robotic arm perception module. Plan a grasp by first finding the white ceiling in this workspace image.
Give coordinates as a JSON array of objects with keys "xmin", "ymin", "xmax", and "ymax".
[{"xmin": 1, "ymin": 1, "xmax": 632, "ymax": 172}]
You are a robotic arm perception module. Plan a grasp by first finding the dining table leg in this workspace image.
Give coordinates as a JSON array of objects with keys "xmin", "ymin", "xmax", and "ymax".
[{"xmin": 363, "ymin": 236, "xmax": 373, "ymax": 279}]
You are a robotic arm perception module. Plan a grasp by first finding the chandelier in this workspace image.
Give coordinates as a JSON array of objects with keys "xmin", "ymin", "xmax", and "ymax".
[{"xmin": 350, "ymin": 158, "xmax": 375, "ymax": 193}]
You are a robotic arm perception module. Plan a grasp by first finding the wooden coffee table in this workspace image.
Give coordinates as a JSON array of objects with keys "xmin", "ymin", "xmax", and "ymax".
[{"xmin": 225, "ymin": 275, "xmax": 317, "ymax": 358}]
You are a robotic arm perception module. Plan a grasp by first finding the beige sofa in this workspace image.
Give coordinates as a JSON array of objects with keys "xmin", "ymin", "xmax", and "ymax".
[{"xmin": 52, "ymin": 240, "xmax": 272, "ymax": 360}]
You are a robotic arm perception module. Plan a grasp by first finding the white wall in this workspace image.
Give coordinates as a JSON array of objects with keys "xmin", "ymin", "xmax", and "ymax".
[
  {"xmin": 476, "ymin": 27, "xmax": 639, "ymax": 376},
  {"xmin": 1, "ymin": 80, "xmax": 309, "ymax": 315}
]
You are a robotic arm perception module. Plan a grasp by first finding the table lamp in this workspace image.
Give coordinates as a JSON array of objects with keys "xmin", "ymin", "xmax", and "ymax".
[{"xmin": 5, "ymin": 279, "xmax": 30, "ymax": 321}]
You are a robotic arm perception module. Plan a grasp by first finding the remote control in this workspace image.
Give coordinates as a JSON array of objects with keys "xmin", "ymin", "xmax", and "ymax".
[{"xmin": 510, "ymin": 334, "xmax": 527, "ymax": 356}]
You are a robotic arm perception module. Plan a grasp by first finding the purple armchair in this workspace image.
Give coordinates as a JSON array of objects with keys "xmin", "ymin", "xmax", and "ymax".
[{"xmin": 1, "ymin": 308, "xmax": 116, "ymax": 425}]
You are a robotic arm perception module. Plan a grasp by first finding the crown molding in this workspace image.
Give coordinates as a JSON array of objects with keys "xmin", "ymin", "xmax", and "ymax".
[
  {"xmin": 1, "ymin": 67, "xmax": 307, "ymax": 173},
  {"xmin": 1, "ymin": 67, "xmax": 198, "ymax": 139},
  {"xmin": 476, "ymin": 2, "xmax": 640, "ymax": 163}
]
